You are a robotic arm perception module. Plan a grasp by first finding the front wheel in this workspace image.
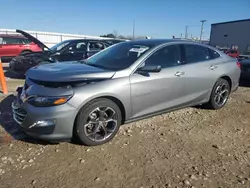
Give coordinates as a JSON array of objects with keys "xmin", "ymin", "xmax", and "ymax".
[
  {"xmin": 74, "ymin": 98, "xmax": 122, "ymax": 146},
  {"xmin": 204, "ymin": 78, "xmax": 230, "ymax": 109}
]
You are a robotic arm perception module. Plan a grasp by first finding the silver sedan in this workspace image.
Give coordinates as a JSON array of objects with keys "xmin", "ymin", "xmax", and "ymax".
[{"xmin": 12, "ymin": 39, "xmax": 241, "ymax": 146}]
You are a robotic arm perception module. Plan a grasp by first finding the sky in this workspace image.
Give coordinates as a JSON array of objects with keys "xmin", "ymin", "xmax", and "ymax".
[{"xmin": 1, "ymin": 0, "xmax": 249, "ymax": 39}]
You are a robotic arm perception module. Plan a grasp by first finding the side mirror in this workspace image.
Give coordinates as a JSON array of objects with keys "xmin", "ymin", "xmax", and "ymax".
[{"xmin": 137, "ymin": 65, "xmax": 161, "ymax": 73}]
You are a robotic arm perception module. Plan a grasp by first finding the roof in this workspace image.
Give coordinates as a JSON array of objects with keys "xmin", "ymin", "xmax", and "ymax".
[
  {"xmin": 211, "ymin": 19, "xmax": 250, "ymax": 26},
  {"xmin": 126, "ymin": 38, "xmax": 202, "ymax": 46},
  {"xmin": 127, "ymin": 39, "xmax": 183, "ymax": 45},
  {"xmin": 0, "ymin": 34, "xmax": 26, "ymax": 38}
]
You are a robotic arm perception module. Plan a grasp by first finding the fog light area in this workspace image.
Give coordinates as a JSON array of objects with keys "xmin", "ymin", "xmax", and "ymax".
[{"xmin": 29, "ymin": 119, "xmax": 56, "ymax": 129}]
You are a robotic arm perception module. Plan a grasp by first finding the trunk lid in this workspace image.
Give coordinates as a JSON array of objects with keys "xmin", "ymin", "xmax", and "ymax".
[{"xmin": 16, "ymin": 29, "xmax": 51, "ymax": 52}]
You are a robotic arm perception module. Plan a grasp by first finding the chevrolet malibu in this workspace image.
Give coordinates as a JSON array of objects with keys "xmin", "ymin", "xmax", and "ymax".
[{"xmin": 12, "ymin": 39, "xmax": 241, "ymax": 146}]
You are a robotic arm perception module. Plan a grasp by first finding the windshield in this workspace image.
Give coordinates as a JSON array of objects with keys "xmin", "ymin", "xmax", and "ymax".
[
  {"xmin": 50, "ymin": 40, "xmax": 71, "ymax": 52},
  {"xmin": 84, "ymin": 42, "xmax": 154, "ymax": 71}
]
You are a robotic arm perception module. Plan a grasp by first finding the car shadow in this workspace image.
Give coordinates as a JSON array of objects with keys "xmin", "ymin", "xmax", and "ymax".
[{"xmin": 0, "ymin": 95, "xmax": 54, "ymax": 145}]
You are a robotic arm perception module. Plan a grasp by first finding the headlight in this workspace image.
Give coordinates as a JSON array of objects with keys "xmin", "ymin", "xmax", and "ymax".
[{"xmin": 27, "ymin": 95, "xmax": 72, "ymax": 107}]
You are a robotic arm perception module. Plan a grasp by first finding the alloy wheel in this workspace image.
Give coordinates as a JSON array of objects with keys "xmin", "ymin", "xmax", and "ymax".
[
  {"xmin": 83, "ymin": 106, "xmax": 118, "ymax": 142},
  {"xmin": 214, "ymin": 83, "xmax": 229, "ymax": 107}
]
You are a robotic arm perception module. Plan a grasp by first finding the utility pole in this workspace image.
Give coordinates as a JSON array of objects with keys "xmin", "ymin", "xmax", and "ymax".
[
  {"xmin": 185, "ymin": 26, "xmax": 188, "ymax": 39},
  {"xmin": 132, "ymin": 20, "xmax": 135, "ymax": 39},
  {"xmin": 199, "ymin": 20, "xmax": 206, "ymax": 42}
]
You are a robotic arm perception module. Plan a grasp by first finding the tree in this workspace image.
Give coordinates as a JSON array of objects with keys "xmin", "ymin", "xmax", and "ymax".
[
  {"xmin": 112, "ymin": 30, "xmax": 119, "ymax": 38},
  {"xmin": 100, "ymin": 33, "xmax": 116, "ymax": 38}
]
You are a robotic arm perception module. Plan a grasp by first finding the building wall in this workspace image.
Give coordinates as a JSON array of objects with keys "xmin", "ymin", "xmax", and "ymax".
[{"xmin": 209, "ymin": 20, "xmax": 250, "ymax": 54}]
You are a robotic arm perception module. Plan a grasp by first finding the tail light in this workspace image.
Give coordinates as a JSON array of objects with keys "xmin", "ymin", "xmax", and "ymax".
[{"xmin": 236, "ymin": 61, "xmax": 241, "ymax": 69}]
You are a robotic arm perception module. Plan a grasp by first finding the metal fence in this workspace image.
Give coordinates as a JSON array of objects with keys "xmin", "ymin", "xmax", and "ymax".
[{"xmin": 0, "ymin": 29, "xmax": 115, "ymax": 47}]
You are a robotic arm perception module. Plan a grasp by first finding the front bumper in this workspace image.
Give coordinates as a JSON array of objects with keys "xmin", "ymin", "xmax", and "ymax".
[{"xmin": 11, "ymin": 87, "xmax": 77, "ymax": 141}]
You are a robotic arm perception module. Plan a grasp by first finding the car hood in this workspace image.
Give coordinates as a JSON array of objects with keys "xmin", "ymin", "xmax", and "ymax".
[
  {"xmin": 26, "ymin": 61, "xmax": 116, "ymax": 82},
  {"xmin": 16, "ymin": 29, "xmax": 51, "ymax": 52}
]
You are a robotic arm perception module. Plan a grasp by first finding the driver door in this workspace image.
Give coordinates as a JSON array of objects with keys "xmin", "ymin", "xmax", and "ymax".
[
  {"xmin": 130, "ymin": 44, "xmax": 187, "ymax": 119},
  {"xmin": 57, "ymin": 41, "xmax": 87, "ymax": 61}
]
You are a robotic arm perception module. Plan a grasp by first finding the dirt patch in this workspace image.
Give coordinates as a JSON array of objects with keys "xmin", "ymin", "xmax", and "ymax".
[{"xmin": 0, "ymin": 82, "xmax": 250, "ymax": 188}]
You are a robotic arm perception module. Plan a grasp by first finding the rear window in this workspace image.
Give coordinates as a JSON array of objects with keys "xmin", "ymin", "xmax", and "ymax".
[{"xmin": 184, "ymin": 44, "xmax": 210, "ymax": 63}]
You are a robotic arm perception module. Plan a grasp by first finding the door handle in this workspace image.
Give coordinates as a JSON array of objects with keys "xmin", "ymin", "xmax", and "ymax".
[
  {"xmin": 174, "ymin": 71, "xmax": 185, "ymax": 76},
  {"xmin": 210, "ymin": 65, "xmax": 218, "ymax": 70}
]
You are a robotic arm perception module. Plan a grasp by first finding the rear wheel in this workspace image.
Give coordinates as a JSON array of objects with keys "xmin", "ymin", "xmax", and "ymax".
[
  {"xmin": 74, "ymin": 98, "xmax": 122, "ymax": 146},
  {"xmin": 204, "ymin": 78, "xmax": 230, "ymax": 109}
]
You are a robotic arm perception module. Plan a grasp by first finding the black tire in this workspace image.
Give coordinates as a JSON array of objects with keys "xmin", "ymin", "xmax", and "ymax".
[
  {"xmin": 204, "ymin": 78, "xmax": 230, "ymax": 110},
  {"xmin": 74, "ymin": 98, "xmax": 122, "ymax": 146}
]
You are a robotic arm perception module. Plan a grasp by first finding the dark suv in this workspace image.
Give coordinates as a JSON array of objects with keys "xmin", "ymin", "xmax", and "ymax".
[{"xmin": 9, "ymin": 30, "xmax": 112, "ymax": 77}]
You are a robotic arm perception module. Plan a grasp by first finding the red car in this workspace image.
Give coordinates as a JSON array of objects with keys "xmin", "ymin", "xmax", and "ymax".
[
  {"xmin": 225, "ymin": 49, "xmax": 240, "ymax": 59},
  {"xmin": 0, "ymin": 34, "xmax": 42, "ymax": 62}
]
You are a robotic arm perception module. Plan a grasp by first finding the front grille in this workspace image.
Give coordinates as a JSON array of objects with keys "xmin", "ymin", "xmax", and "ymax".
[{"xmin": 12, "ymin": 102, "xmax": 27, "ymax": 125}]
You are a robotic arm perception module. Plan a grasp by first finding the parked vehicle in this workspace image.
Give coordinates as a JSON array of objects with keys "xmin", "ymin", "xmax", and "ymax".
[
  {"xmin": 238, "ymin": 59, "xmax": 250, "ymax": 79},
  {"xmin": 225, "ymin": 49, "xmax": 240, "ymax": 58},
  {"xmin": 9, "ymin": 29, "xmax": 111, "ymax": 77},
  {"xmin": 217, "ymin": 48, "xmax": 229, "ymax": 53},
  {"xmin": 101, "ymin": 39, "xmax": 127, "ymax": 45},
  {"xmin": 0, "ymin": 33, "xmax": 42, "ymax": 62},
  {"xmin": 12, "ymin": 39, "xmax": 241, "ymax": 146}
]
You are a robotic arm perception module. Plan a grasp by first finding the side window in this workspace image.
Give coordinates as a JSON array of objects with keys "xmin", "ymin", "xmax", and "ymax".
[
  {"xmin": 75, "ymin": 42, "xmax": 86, "ymax": 51},
  {"xmin": 89, "ymin": 42, "xmax": 105, "ymax": 51},
  {"xmin": 184, "ymin": 44, "xmax": 211, "ymax": 63},
  {"xmin": 144, "ymin": 45, "xmax": 181, "ymax": 68},
  {"xmin": 67, "ymin": 42, "xmax": 86, "ymax": 52},
  {"xmin": 20, "ymin": 38, "xmax": 31, "ymax": 44},
  {"xmin": 209, "ymin": 49, "xmax": 220, "ymax": 59},
  {"xmin": 0, "ymin": 37, "xmax": 3, "ymax": 44},
  {"xmin": 2, "ymin": 37, "xmax": 21, "ymax": 44}
]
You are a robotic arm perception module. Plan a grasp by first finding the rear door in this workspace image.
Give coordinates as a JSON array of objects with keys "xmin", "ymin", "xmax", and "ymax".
[
  {"xmin": 181, "ymin": 44, "xmax": 222, "ymax": 104},
  {"xmin": 130, "ymin": 44, "xmax": 188, "ymax": 118}
]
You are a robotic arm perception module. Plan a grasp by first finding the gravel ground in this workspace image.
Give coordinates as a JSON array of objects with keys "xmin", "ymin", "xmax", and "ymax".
[{"xmin": 0, "ymin": 78, "xmax": 250, "ymax": 188}]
